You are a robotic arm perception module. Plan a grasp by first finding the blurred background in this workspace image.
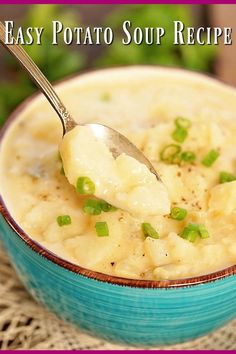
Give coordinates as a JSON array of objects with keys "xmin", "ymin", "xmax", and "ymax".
[{"xmin": 0, "ymin": 4, "xmax": 235, "ymax": 126}]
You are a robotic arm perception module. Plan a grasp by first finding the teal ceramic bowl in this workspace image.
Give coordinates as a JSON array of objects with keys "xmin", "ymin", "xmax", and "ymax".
[{"xmin": 1, "ymin": 68, "xmax": 236, "ymax": 347}]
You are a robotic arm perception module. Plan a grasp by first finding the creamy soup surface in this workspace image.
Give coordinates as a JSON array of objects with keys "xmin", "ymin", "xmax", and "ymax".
[{"xmin": 1, "ymin": 67, "xmax": 236, "ymax": 280}]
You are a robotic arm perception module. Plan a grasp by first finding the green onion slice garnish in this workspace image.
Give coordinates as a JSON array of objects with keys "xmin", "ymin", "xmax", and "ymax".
[
  {"xmin": 160, "ymin": 144, "xmax": 181, "ymax": 164},
  {"xmin": 83, "ymin": 199, "xmax": 117, "ymax": 215},
  {"xmin": 172, "ymin": 117, "xmax": 191, "ymax": 144},
  {"xmin": 202, "ymin": 150, "xmax": 219, "ymax": 167},
  {"xmin": 83, "ymin": 199, "xmax": 102, "ymax": 215},
  {"xmin": 198, "ymin": 224, "xmax": 210, "ymax": 239},
  {"xmin": 180, "ymin": 223, "xmax": 199, "ymax": 243},
  {"xmin": 76, "ymin": 176, "xmax": 95, "ymax": 195},
  {"xmin": 172, "ymin": 126, "xmax": 188, "ymax": 143},
  {"xmin": 181, "ymin": 151, "xmax": 196, "ymax": 163},
  {"xmin": 180, "ymin": 223, "xmax": 209, "ymax": 242},
  {"xmin": 171, "ymin": 127, "xmax": 188, "ymax": 144},
  {"xmin": 181, "ymin": 229, "xmax": 198, "ymax": 243},
  {"xmin": 95, "ymin": 221, "xmax": 109, "ymax": 237},
  {"xmin": 142, "ymin": 223, "xmax": 159, "ymax": 239},
  {"xmin": 57, "ymin": 215, "xmax": 72, "ymax": 227},
  {"xmin": 170, "ymin": 207, "xmax": 187, "ymax": 221},
  {"xmin": 219, "ymin": 171, "xmax": 236, "ymax": 184},
  {"xmin": 175, "ymin": 117, "xmax": 192, "ymax": 129}
]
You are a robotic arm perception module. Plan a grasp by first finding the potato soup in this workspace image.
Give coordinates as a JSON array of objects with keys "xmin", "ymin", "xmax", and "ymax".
[{"xmin": 1, "ymin": 67, "xmax": 236, "ymax": 280}]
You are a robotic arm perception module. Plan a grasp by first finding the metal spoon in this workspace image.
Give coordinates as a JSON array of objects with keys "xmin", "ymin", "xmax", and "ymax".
[{"xmin": 0, "ymin": 21, "xmax": 161, "ymax": 180}]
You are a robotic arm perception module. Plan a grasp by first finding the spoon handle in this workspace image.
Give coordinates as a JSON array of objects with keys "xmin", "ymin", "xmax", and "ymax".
[{"xmin": 0, "ymin": 21, "xmax": 77, "ymax": 134}]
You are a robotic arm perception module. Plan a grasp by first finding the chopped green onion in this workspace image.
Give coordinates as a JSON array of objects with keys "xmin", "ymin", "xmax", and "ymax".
[
  {"xmin": 180, "ymin": 151, "xmax": 196, "ymax": 163},
  {"xmin": 170, "ymin": 207, "xmax": 187, "ymax": 221},
  {"xmin": 100, "ymin": 200, "xmax": 117, "ymax": 212},
  {"xmin": 175, "ymin": 117, "xmax": 191, "ymax": 129},
  {"xmin": 202, "ymin": 150, "xmax": 219, "ymax": 167},
  {"xmin": 95, "ymin": 222, "xmax": 109, "ymax": 237},
  {"xmin": 219, "ymin": 171, "xmax": 236, "ymax": 184},
  {"xmin": 76, "ymin": 176, "xmax": 95, "ymax": 195},
  {"xmin": 160, "ymin": 144, "xmax": 181, "ymax": 164},
  {"xmin": 181, "ymin": 229, "xmax": 198, "ymax": 243},
  {"xmin": 83, "ymin": 199, "xmax": 102, "ymax": 215},
  {"xmin": 142, "ymin": 223, "xmax": 159, "ymax": 239},
  {"xmin": 180, "ymin": 223, "xmax": 209, "ymax": 242},
  {"xmin": 57, "ymin": 215, "xmax": 71, "ymax": 227},
  {"xmin": 172, "ymin": 117, "xmax": 191, "ymax": 144},
  {"xmin": 60, "ymin": 165, "xmax": 65, "ymax": 175},
  {"xmin": 83, "ymin": 199, "xmax": 117, "ymax": 215},
  {"xmin": 198, "ymin": 224, "xmax": 210, "ymax": 239},
  {"xmin": 180, "ymin": 223, "xmax": 199, "ymax": 243},
  {"xmin": 172, "ymin": 126, "xmax": 188, "ymax": 143}
]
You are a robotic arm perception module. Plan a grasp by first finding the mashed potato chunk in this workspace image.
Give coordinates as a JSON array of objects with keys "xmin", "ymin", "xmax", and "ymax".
[{"xmin": 209, "ymin": 181, "xmax": 236, "ymax": 214}]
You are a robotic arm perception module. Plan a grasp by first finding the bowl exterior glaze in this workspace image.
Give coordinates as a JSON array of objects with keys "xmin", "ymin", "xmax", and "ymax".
[{"xmin": 1, "ymin": 214, "xmax": 236, "ymax": 347}]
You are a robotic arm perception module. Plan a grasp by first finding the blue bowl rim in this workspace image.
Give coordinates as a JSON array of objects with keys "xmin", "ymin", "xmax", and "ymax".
[{"xmin": 0, "ymin": 66, "xmax": 236, "ymax": 289}]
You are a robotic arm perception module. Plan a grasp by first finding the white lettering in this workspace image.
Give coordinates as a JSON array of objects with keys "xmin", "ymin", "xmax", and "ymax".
[
  {"xmin": 34, "ymin": 27, "xmax": 44, "ymax": 44},
  {"xmin": 52, "ymin": 21, "xmax": 63, "ymax": 45},
  {"xmin": 4, "ymin": 21, "xmax": 14, "ymax": 44},
  {"xmin": 103, "ymin": 27, "xmax": 113, "ymax": 45},
  {"xmin": 134, "ymin": 27, "xmax": 143, "ymax": 45},
  {"xmin": 224, "ymin": 27, "xmax": 232, "ymax": 45},
  {"xmin": 187, "ymin": 27, "xmax": 195, "ymax": 45},
  {"xmin": 174, "ymin": 21, "xmax": 185, "ymax": 45},
  {"xmin": 122, "ymin": 20, "xmax": 132, "ymax": 45},
  {"xmin": 156, "ymin": 27, "xmax": 165, "ymax": 44}
]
